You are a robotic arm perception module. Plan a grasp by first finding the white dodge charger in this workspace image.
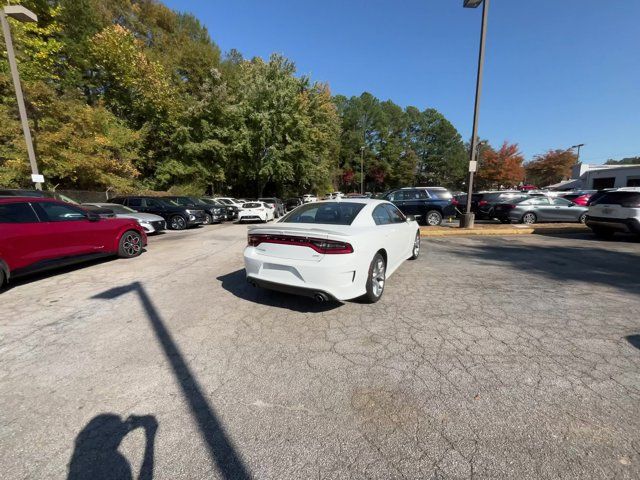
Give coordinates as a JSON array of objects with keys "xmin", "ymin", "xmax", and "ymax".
[{"xmin": 244, "ymin": 199, "xmax": 421, "ymax": 303}]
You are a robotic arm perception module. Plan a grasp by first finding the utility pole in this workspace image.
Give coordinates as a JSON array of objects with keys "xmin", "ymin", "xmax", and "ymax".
[
  {"xmin": 360, "ymin": 146, "xmax": 365, "ymax": 194},
  {"xmin": 1, "ymin": 6, "xmax": 42, "ymax": 190},
  {"xmin": 461, "ymin": 0, "xmax": 490, "ymax": 228}
]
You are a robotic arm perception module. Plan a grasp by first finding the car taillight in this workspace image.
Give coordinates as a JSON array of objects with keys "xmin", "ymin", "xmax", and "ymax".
[
  {"xmin": 574, "ymin": 195, "xmax": 589, "ymax": 206},
  {"xmin": 247, "ymin": 234, "xmax": 353, "ymax": 254},
  {"xmin": 478, "ymin": 200, "xmax": 488, "ymax": 206},
  {"xmin": 451, "ymin": 198, "xmax": 459, "ymax": 206}
]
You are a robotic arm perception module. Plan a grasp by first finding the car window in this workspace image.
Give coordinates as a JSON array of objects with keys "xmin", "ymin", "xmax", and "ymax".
[
  {"xmin": 552, "ymin": 198, "xmax": 573, "ymax": 206},
  {"xmin": 281, "ymin": 202, "xmax": 365, "ymax": 225},
  {"xmin": 372, "ymin": 205, "xmax": 392, "ymax": 225},
  {"xmin": 383, "ymin": 203, "xmax": 406, "ymax": 223},
  {"xmin": 128, "ymin": 198, "xmax": 142, "ymax": 207},
  {"xmin": 592, "ymin": 191, "xmax": 640, "ymax": 207},
  {"xmin": 36, "ymin": 202, "xmax": 86, "ymax": 222},
  {"xmin": 171, "ymin": 197, "xmax": 191, "ymax": 206},
  {"xmin": 243, "ymin": 203, "xmax": 262, "ymax": 208},
  {"xmin": 0, "ymin": 202, "xmax": 40, "ymax": 223},
  {"xmin": 387, "ymin": 191, "xmax": 404, "ymax": 201},
  {"xmin": 403, "ymin": 190, "xmax": 428, "ymax": 200},
  {"xmin": 528, "ymin": 197, "xmax": 550, "ymax": 205},
  {"xmin": 426, "ymin": 189, "xmax": 452, "ymax": 200}
]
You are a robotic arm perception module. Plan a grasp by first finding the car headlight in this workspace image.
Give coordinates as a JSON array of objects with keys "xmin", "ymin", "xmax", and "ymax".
[
  {"xmin": 138, "ymin": 220, "xmax": 151, "ymax": 226},
  {"xmin": 186, "ymin": 209, "xmax": 195, "ymax": 214},
  {"xmin": 189, "ymin": 214, "xmax": 196, "ymax": 220}
]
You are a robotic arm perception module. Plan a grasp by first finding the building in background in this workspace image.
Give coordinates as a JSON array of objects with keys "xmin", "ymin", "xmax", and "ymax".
[{"xmin": 547, "ymin": 163, "xmax": 640, "ymax": 190}]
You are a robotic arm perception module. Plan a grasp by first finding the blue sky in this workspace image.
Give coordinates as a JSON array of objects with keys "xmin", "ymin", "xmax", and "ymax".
[{"xmin": 163, "ymin": 0, "xmax": 639, "ymax": 164}]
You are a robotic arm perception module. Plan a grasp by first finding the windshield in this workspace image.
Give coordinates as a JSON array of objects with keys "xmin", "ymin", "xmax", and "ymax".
[
  {"xmin": 592, "ymin": 191, "xmax": 640, "ymax": 207},
  {"xmin": 159, "ymin": 199, "xmax": 180, "ymax": 207},
  {"xmin": 281, "ymin": 202, "xmax": 365, "ymax": 225},
  {"xmin": 106, "ymin": 204, "xmax": 136, "ymax": 214}
]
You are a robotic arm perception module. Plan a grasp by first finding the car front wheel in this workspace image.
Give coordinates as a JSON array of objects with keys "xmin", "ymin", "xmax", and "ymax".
[
  {"xmin": 118, "ymin": 230, "xmax": 143, "ymax": 258},
  {"xmin": 578, "ymin": 213, "xmax": 587, "ymax": 224},
  {"xmin": 363, "ymin": 253, "xmax": 386, "ymax": 303},
  {"xmin": 169, "ymin": 215, "xmax": 187, "ymax": 230},
  {"xmin": 203, "ymin": 213, "xmax": 213, "ymax": 225}
]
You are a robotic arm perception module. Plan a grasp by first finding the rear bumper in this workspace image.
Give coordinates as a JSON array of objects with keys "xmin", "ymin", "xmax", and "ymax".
[
  {"xmin": 586, "ymin": 216, "xmax": 640, "ymax": 233},
  {"xmin": 247, "ymin": 277, "xmax": 337, "ymax": 301},
  {"xmin": 244, "ymin": 248, "xmax": 367, "ymax": 301}
]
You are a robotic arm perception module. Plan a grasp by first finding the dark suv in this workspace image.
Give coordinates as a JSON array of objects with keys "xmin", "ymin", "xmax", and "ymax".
[
  {"xmin": 455, "ymin": 191, "xmax": 527, "ymax": 220},
  {"xmin": 110, "ymin": 196, "xmax": 205, "ymax": 230},
  {"xmin": 382, "ymin": 188, "xmax": 456, "ymax": 226},
  {"xmin": 163, "ymin": 196, "xmax": 225, "ymax": 225}
]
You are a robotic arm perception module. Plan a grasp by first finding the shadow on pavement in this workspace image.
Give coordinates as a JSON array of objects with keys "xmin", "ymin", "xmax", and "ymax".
[
  {"xmin": 68, "ymin": 414, "xmax": 157, "ymax": 480},
  {"xmin": 217, "ymin": 269, "xmax": 341, "ymax": 313},
  {"xmin": 2, "ymin": 256, "xmax": 115, "ymax": 292},
  {"xmin": 626, "ymin": 335, "xmax": 640, "ymax": 350},
  {"xmin": 448, "ymin": 241, "xmax": 640, "ymax": 296},
  {"xmin": 92, "ymin": 282, "xmax": 251, "ymax": 480}
]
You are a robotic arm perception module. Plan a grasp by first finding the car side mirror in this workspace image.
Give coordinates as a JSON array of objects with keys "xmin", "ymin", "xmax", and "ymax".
[
  {"xmin": 87, "ymin": 212, "xmax": 100, "ymax": 222},
  {"xmin": 406, "ymin": 215, "xmax": 416, "ymax": 222}
]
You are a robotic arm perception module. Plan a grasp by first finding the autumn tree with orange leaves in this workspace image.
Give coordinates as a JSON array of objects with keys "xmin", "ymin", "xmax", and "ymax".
[
  {"xmin": 524, "ymin": 150, "xmax": 577, "ymax": 187},
  {"xmin": 476, "ymin": 142, "xmax": 525, "ymax": 190}
]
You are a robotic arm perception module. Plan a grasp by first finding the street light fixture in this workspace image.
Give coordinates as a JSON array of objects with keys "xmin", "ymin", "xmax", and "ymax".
[
  {"xmin": 570, "ymin": 143, "xmax": 585, "ymax": 163},
  {"xmin": 460, "ymin": 0, "xmax": 490, "ymax": 229},
  {"xmin": 1, "ymin": 5, "xmax": 43, "ymax": 190}
]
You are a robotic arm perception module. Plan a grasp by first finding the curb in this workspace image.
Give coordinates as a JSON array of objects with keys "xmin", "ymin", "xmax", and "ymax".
[{"xmin": 420, "ymin": 225, "xmax": 589, "ymax": 237}]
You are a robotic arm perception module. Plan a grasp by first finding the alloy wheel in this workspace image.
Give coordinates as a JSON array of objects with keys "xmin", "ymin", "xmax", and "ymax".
[
  {"xmin": 522, "ymin": 213, "xmax": 536, "ymax": 224},
  {"xmin": 427, "ymin": 212, "xmax": 442, "ymax": 226},
  {"xmin": 122, "ymin": 233, "xmax": 141, "ymax": 257},
  {"xmin": 171, "ymin": 216, "xmax": 186, "ymax": 229},
  {"xmin": 371, "ymin": 258, "xmax": 386, "ymax": 298}
]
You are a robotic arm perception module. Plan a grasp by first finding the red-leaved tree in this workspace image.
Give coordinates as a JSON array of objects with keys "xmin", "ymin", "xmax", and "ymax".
[{"xmin": 476, "ymin": 142, "xmax": 525, "ymax": 189}]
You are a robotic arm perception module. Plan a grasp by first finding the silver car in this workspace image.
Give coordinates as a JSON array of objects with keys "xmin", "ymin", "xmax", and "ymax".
[
  {"xmin": 494, "ymin": 196, "xmax": 588, "ymax": 224},
  {"xmin": 83, "ymin": 202, "xmax": 166, "ymax": 233}
]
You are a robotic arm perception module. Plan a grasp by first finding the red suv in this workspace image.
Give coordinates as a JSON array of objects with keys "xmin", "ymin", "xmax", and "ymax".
[{"xmin": 0, "ymin": 197, "xmax": 147, "ymax": 288}]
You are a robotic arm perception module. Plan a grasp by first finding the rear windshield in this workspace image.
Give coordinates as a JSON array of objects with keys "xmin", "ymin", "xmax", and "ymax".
[
  {"xmin": 243, "ymin": 203, "xmax": 262, "ymax": 208},
  {"xmin": 281, "ymin": 202, "xmax": 365, "ymax": 225},
  {"xmin": 426, "ymin": 189, "xmax": 452, "ymax": 200},
  {"xmin": 591, "ymin": 191, "xmax": 640, "ymax": 207}
]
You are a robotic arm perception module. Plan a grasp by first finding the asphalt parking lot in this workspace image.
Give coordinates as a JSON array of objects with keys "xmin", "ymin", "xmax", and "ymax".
[{"xmin": 1, "ymin": 224, "xmax": 639, "ymax": 479}]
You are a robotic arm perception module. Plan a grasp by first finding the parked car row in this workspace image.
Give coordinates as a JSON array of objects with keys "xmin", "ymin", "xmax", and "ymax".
[{"xmin": 0, "ymin": 191, "xmax": 289, "ymax": 289}]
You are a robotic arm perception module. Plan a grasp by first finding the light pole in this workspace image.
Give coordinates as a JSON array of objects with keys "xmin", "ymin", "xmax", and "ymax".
[
  {"xmin": 1, "ymin": 5, "xmax": 42, "ymax": 190},
  {"xmin": 360, "ymin": 146, "xmax": 365, "ymax": 194},
  {"xmin": 570, "ymin": 143, "xmax": 585, "ymax": 163},
  {"xmin": 460, "ymin": 0, "xmax": 489, "ymax": 228}
]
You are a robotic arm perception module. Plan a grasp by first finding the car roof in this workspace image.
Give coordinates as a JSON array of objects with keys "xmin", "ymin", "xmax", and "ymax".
[{"xmin": 0, "ymin": 196, "xmax": 64, "ymax": 204}]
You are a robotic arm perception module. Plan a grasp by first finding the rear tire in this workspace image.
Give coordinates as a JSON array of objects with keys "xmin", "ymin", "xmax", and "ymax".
[
  {"xmin": 409, "ymin": 232, "xmax": 420, "ymax": 260},
  {"xmin": 118, "ymin": 230, "xmax": 143, "ymax": 258},
  {"xmin": 169, "ymin": 215, "xmax": 187, "ymax": 230},
  {"xmin": 363, "ymin": 253, "xmax": 386, "ymax": 303},
  {"xmin": 425, "ymin": 210, "xmax": 443, "ymax": 226},
  {"xmin": 521, "ymin": 212, "xmax": 537, "ymax": 224},
  {"xmin": 592, "ymin": 227, "xmax": 614, "ymax": 239},
  {"xmin": 0, "ymin": 269, "xmax": 5, "ymax": 290},
  {"xmin": 203, "ymin": 213, "xmax": 213, "ymax": 225}
]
